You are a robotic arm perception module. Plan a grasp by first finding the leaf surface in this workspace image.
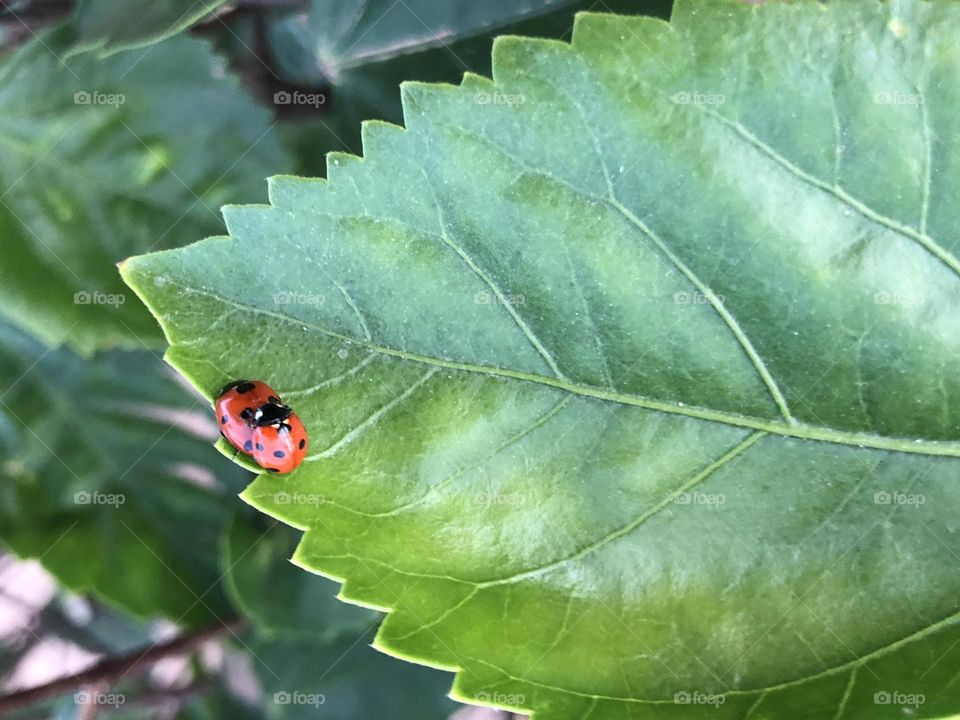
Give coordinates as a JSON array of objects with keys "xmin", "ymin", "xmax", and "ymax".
[
  {"xmin": 268, "ymin": 0, "xmax": 581, "ymax": 86},
  {"xmin": 68, "ymin": 0, "xmax": 228, "ymax": 55},
  {"xmin": 123, "ymin": 1, "xmax": 960, "ymax": 717},
  {"xmin": 0, "ymin": 30, "xmax": 286, "ymax": 353},
  {"xmin": 224, "ymin": 518, "xmax": 457, "ymax": 719},
  {"xmin": 264, "ymin": 0, "xmax": 669, "ymax": 169},
  {"xmin": 0, "ymin": 319, "xmax": 244, "ymax": 624},
  {"xmin": 224, "ymin": 516, "xmax": 378, "ymax": 641}
]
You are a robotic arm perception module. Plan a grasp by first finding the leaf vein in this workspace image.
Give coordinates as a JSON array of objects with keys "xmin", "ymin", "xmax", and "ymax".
[
  {"xmin": 456, "ymin": 604, "xmax": 960, "ymax": 702},
  {"xmin": 476, "ymin": 431, "xmax": 765, "ymax": 588},
  {"xmin": 413, "ymin": 157, "xmax": 566, "ymax": 380},
  {"xmin": 698, "ymin": 106, "xmax": 960, "ymax": 278},
  {"xmin": 157, "ymin": 279, "xmax": 960, "ymax": 457},
  {"xmin": 305, "ymin": 367, "xmax": 438, "ymax": 460},
  {"xmin": 450, "ymin": 123, "xmax": 795, "ymax": 423},
  {"xmin": 831, "ymin": 666, "xmax": 857, "ymax": 720},
  {"xmin": 281, "ymin": 352, "xmax": 378, "ymax": 399}
]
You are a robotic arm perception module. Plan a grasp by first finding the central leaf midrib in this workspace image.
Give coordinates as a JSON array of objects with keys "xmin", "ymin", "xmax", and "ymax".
[{"xmin": 155, "ymin": 278, "xmax": 960, "ymax": 457}]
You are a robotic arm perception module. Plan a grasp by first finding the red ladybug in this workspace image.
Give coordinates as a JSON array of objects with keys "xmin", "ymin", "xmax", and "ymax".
[
  {"xmin": 214, "ymin": 380, "xmax": 308, "ymax": 473},
  {"xmin": 251, "ymin": 414, "xmax": 309, "ymax": 474},
  {"xmin": 215, "ymin": 380, "xmax": 278, "ymax": 450}
]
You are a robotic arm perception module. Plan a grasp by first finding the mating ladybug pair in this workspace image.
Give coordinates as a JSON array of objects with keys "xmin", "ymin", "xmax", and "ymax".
[{"xmin": 215, "ymin": 380, "xmax": 308, "ymax": 473}]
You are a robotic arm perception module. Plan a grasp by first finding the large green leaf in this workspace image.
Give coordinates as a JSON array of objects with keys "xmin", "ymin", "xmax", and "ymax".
[
  {"xmin": 224, "ymin": 518, "xmax": 457, "ymax": 719},
  {"xmin": 0, "ymin": 29, "xmax": 287, "ymax": 354},
  {"xmin": 0, "ymin": 319, "xmax": 244, "ymax": 624},
  {"xmin": 123, "ymin": 1, "xmax": 960, "ymax": 717},
  {"xmin": 67, "ymin": 0, "xmax": 229, "ymax": 56}
]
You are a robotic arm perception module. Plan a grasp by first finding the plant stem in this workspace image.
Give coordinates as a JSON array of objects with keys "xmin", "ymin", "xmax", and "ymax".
[{"xmin": 0, "ymin": 618, "xmax": 243, "ymax": 714}]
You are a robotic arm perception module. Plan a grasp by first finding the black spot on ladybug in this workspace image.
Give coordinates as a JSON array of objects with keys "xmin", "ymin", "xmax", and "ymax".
[
  {"xmin": 243, "ymin": 440, "xmax": 253, "ymax": 452},
  {"xmin": 299, "ymin": 439, "xmax": 305, "ymax": 450},
  {"xmin": 268, "ymin": 467, "xmax": 279, "ymax": 473},
  {"xmin": 274, "ymin": 450, "xmax": 285, "ymax": 458},
  {"xmin": 220, "ymin": 415, "xmax": 227, "ymax": 424},
  {"xmin": 235, "ymin": 382, "xmax": 255, "ymax": 394},
  {"xmin": 217, "ymin": 380, "xmax": 252, "ymax": 397},
  {"xmin": 256, "ymin": 443, "xmax": 264, "ymax": 451}
]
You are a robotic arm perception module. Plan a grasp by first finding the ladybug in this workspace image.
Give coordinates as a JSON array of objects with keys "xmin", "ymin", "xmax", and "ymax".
[
  {"xmin": 215, "ymin": 380, "xmax": 278, "ymax": 450},
  {"xmin": 214, "ymin": 380, "xmax": 308, "ymax": 473},
  {"xmin": 251, "ymin": 414, "xmax": 309, "ymax": 474}
]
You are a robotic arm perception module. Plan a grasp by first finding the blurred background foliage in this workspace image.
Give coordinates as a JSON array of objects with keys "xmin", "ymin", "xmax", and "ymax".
[{"xmin": 0, "ymin": 0, "xmax": 669, "ymax": 717}]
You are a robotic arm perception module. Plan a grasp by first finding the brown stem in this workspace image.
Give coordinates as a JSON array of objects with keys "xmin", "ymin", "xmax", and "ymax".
[{"xmin": 0, "ymin": 618, "xmax": 243, "ymax": 714}]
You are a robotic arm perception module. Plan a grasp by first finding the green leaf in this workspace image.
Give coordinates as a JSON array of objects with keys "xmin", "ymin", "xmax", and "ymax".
[
  {"xmin": 67, "ymin": 0, "xmax": 229, "ymax": 56},
  {"xmin": 0, "ymin": 29, "xmax": 288, "ymax": 354},
  {"xmin": 264, "ymin": 0, "xmax": 669, "ymax": 169},
  {"xmin": 123, "ymin": 1, "xmax": 960, "ymax": 717},
  {"xmin": 248, "ymin": 633, "xmax": 458, "ymax": 720},
  {"xmin": 268, "ymin": 0, "xmax": 583, "ymax": 87},
  {"xmin": 224, "ymin": 515, "xmax": 378, "ymax": 641},
  {"xmin": 0, "ymin": 318, "xmax": 244, "ymax": 625},
  {"xmin": 223, "ymin": 517, "xmax": 457, "ymax": 719},
  {"xmin": 179, "ymin": 681, "xmax": 264, "ymax": 720}
]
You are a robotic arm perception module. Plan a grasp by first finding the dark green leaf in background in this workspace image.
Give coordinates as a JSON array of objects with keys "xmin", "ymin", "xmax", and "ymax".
[
  {"xmin": 269, "ymin": 0, "xmax": 585, "ymax": 87},
  {"xmin": 0, "ymin": 318, "xmax": 244, "ymax": 625},
  {"xmin": 224, "ymin": 517, "xmax": 457, "ymax": 719},
  {"xmin": 67, "ymin": 0, "xmax": 230, "ymax": 56},
  {"xmin": 249, "ymin": 633, "xmax": 457, "ymax": 720},
  {"xmin": 224, "ymin": 515, "xmax": 377, "ymax": 642},
  {"xmin": 0, "ymin": 29, "xmax": 289, "ymax": 354},
  {"xmin": 254, "ymin": 0, "xmax": 670, "ymax": 173}
]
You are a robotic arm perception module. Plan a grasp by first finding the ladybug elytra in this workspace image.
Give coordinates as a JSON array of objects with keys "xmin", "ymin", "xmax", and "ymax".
[{"xmin": 215, "ymin": 380, "xmax": 308, "ymax": 473}]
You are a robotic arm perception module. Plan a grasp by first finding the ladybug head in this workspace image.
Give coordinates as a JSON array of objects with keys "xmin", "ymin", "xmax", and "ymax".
[{"xmin": 253, "ymin": 401, "xmax": 292, "ymax": 428}]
